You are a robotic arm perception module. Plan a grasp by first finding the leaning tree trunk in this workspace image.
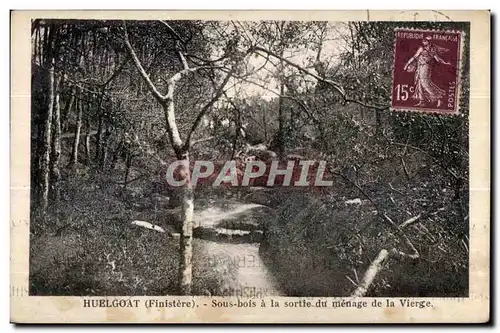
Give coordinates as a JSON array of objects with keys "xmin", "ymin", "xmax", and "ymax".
[
  {"xmin": 39, "ymin": 61, "xmax": 55, "ymax": 214},
  {"xmin": 49, "ymin": 86, "xmax": 61, "ymax": 204},
  {"xmin": 69, "ymin": 92, "xmax": 83, "ymax": 168}
]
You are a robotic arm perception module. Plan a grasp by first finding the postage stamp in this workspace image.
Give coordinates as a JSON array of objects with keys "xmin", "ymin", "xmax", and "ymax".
[
  {"xmin": 10, "ymin": 10, "xmax": 490, "ymax": 324},
  {"xmin": 391, "ymin": 28, "xmax": 463, "ymax": 115}
]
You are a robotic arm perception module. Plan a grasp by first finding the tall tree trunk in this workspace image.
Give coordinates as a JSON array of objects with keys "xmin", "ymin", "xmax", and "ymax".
[
  {"xmin": 69, "ymin": 92, "xmax": 83, "ymax": 168},
  {"xmin": 100, "ymin": 120, "xmax": 110, "ymax": 168},
  {"xmin": 95, "ymin": 112, "xmax": 103, "ymax": 164},
  {"xmin": 49, "ymin": 82, "xmax": 61, "ymax": 204},
  {"xmin": 123, "ymin": 27, "xmax": 224, "ymax": 295},
  {"xmin": 85, "ymin": 117, "xmax": 91, "ymax": 164},
  {"xmin": 39, "ymin": 61, "xmax": 55, "ymax": 214},
  {"xmin": 231, "ymin": 107, "xmax": 241, "ymax": 159},
  {"xmin": 110, "ymin": 140, "xmax": 122, "ymax": 170},
  {"xmin": 162, "ymin": 98, "xmax": 195, "ymax": 295},
  {"xmin": 31, "ymin": 64, "xmax": 45, "ymax": 204},
  {"xmin": 34, "ymin": 116, "xmax": 44, "ymax": 203},
  {"xmin": 177, "ymin": 153, "xmax": 194, "ymax": 295},
  {"xmin": 277, "ymin": 67, "xmax": 285, "ymax": 155},
  {"xmin": 62, "ymin": 87, "xmax": 75, "ymax": 132},
  {"xmin": 94, "ymin": 93, "xmax": 105, "ymax": 164}
]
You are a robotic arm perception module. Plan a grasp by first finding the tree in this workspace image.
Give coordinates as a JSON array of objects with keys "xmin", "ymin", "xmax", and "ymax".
[
  {"xmin": 35, "ymin": 22, "xmax": 61, "ymax": 216},
  {"xmin": 122, "ymin": 21, "xmax": 238, "ymax": 294},
  {"xmin": 40, "ymin": 60, "xmax": 55, "ymax": 214},
  {"xmin": 49, "ymin": 80, "xmax": 62, "ymax": 203},
  {"xmin": 68, "ymin": 90, "xmax": 83, "ymax": 168}
]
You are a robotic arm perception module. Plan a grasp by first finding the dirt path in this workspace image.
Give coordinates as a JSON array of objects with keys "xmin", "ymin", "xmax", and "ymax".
[
  {"xmin": 194, "ymin": 202, "xmax": 282, "ymax": 296},
  {"xmin": 132, "ymin": 200, "xmax": 283, "ymax": 296},
  {"xmin": 198, "ymin": 238, "xmax": 282, "ymax": 297}
]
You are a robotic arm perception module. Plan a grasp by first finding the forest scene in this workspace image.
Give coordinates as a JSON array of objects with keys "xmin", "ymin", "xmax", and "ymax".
[{"xmin": 29, "ymin": 19, "xmax": 470, "ymax": 297}]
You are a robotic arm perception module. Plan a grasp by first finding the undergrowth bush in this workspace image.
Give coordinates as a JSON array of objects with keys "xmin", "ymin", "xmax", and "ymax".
[{"xmin": 29, "ymin": 170, "xmax": 237, "ymax": 296}]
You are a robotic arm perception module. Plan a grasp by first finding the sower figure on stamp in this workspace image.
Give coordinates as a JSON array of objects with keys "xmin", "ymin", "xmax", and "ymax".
[{"xmin": 403, "ymin": 36, "xmax": 452, "ymax": 108}]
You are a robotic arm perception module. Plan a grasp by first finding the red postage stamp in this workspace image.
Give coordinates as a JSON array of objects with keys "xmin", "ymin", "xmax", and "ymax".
[{"xmin": 391, "ymin": 28, "xmax": 463, "ymax": 115}]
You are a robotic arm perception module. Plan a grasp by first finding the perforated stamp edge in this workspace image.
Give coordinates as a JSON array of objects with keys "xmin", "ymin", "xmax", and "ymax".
[{"xmin": 389, "ymin": 27, "xmax": 467, "ymax": 117}]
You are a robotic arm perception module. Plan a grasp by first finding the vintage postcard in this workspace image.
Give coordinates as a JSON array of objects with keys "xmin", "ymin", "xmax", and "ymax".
[{"xmin": 10, "ymin": 10, "xmax": 490, "ymax": 323}]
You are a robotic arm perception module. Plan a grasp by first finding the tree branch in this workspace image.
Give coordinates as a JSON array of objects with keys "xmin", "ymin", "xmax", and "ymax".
[
  {"xmin": 184, "ymin": 66, "xmax": 237, "ymax": 150},
  {"xmin": 224, "ymin": 73, "xmax": 319, "ymax": 124},
  {"xmin": 382, "ymin": 213, "xmax": 420, "ymax": 259},
  {"xmin": 280, "ymin": 96, "xmax": 320, "ymax": 125},
  {"xmin": 185, "ymin": 52, "xmax": 230, "ymax": 66},
  {"xmin": 253, "ymin": 46, "xmax": 346, "ymax": 96},
  {"xmin": 159, "ymin": 20, "xmax": 190, "ymax": 71},
  {"xmin": 351, "ymin": 243, "xmax": 419, "ymax": 297},
  {"xmin": 351, "ymin": 249, "xmax": 390, "ymax": 297},
  {"xmin": 345, "ymin": 98, "xmax": 390, "ymax": 111},
  {"xmin": 178, "ymin": 49, "xmax": 190, "ymax": 70},
  {"xmin": 100, "ymin": 54, "xmax": 130, "ymax": 88},
  {"xmin": 399, "ymin": 214, "xmax": 421, "ymax": 229},
  {"xmin": 164, "ymin": 66, "xmax": 224, "ymax": 88},
  {"xmin": 387, "ymin": 141, "xmax": 460, "ymax": 180},
  {"xmin": 191, "ymin": 136, "xmax": 215, "ymax": 146},
  {"xmin": 253, "ymin": 46, "xmax": 390, "ymax": 111},
  {"xmin": 158, "ymin": 20, "xmax": 187, "ymax": 46},
  {"xmin": 122, "ymin": 21, "xmax": 167, "ymax": 102}
]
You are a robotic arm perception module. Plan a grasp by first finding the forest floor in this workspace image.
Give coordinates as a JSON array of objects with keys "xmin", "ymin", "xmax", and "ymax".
[
  {"xmin": 29, "ymin": 162, "xmax": 469, "ymax": 297},
  {"xmin": 29, "ymin": 167, "xmax": 283, "ymax": 296}
]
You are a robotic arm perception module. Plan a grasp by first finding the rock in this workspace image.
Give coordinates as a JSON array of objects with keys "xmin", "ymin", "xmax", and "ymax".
[
  {"xmin": 131, "ymin": 220, "xmax": 165, "ymax": 233},
  {"xmin": 193, "ymin": 226, "xmax": 263, "ymax": 244},
  {"xmin": 344, "ymin": 198, "xmax": 362, "ymax": 205}
]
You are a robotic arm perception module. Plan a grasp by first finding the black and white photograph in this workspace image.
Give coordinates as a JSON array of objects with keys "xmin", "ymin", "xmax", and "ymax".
[{"xmin": 27, "ymin": 18, "xmax": 474, "ymax": 300}]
